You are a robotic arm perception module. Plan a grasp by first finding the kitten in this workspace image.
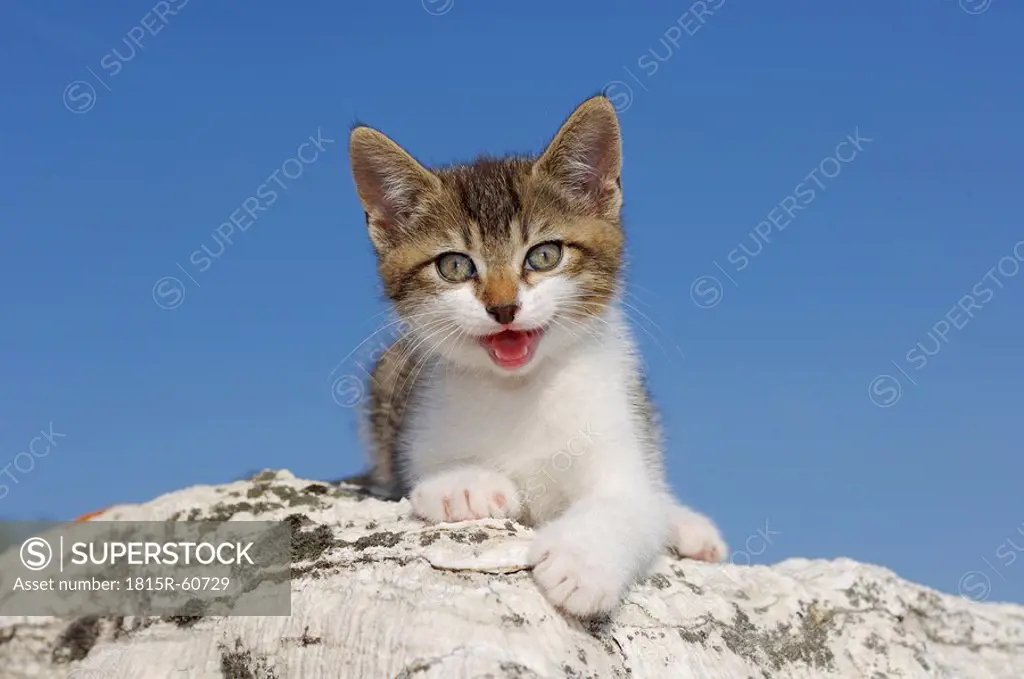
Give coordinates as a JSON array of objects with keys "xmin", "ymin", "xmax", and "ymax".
[{"xmin": 345, "ymin": 95, "xmax": 727, "ymax": 617}]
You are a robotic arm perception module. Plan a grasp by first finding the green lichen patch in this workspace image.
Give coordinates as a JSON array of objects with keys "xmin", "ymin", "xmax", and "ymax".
[
  {"xmin": 245, "ymin": 483, "xmax": 330, "ymax": 511},
  {"xmin": 349, "ymin": 531, "xmax": 403, "ymax": 551},
  {"xmin": 719, "ymin": 603, "xmax": 837, "ymax": 673},
  {"xmin": 678, "ymin": 627, "xmax": 710, "ymax": 646},
  {"xmin": 844, "ymin": 580, "xmax": 885, "ymax": 608},
  {"xmin": 291, "ymin": 523, "xmax": 339, "ymax": 563},
  {"xmin": 203, "ymin": 501, "xmax": 284, "ymax": 522}
]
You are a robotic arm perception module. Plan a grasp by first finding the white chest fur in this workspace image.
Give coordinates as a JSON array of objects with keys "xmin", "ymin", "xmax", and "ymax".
[{"xmin": 401, "ymin": 311, "xmax": 645, "ymax": 524}]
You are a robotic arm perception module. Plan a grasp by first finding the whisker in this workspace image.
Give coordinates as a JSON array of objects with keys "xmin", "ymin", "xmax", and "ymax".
[
  {"xmin": 390, "ymin": 320, "xmax": 461, "ymax": 407},
  {"xmin": 328, "ymin": 309, "xmax": 449, "ymax": 379},
  {"xmin": 399, "ymin": 324, "xmax": 464, "ymax": 406}
]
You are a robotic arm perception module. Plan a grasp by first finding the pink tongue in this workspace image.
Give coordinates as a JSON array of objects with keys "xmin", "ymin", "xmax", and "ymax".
[{"xmin": 486, "ymin": 331, "xmax": 530, "ymax": 361}]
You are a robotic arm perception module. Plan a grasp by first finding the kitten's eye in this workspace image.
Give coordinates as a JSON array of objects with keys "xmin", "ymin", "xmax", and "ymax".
[
  {"xmin": 525, "ymin": 242, "xmax": 563, "ymax": 272},
  {"xmin": 436, "ymin": 252, "xmax": 477, "ymax": 282}
]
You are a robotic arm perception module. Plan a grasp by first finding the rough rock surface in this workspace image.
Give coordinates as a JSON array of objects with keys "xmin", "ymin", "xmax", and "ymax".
[{"xmin": 1, "ymin": 470, "xmax": 1022, "ymax": 678}]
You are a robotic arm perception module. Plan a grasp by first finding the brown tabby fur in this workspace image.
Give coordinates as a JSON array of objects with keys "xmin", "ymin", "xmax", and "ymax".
[{"xmin": 342, "ymin": 96, "xmax": 628, "ymax": 497}]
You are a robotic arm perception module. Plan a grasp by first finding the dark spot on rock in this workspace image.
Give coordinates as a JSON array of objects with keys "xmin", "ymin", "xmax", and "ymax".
[
  {"xmin": 448, "ymin": 531, "xmax": 467, "ymax": 543},
  {"xmin": 420, "ymin": 532, "xmax": 441, "ymax": 547},
  {"xmin": 302, "ymin": 483, "xmax": 329, "ymax": 495},
  {"xmin": 864, "ymin": 632, "xmax": 887, "ymax": 654},
  {"xmin": 0, "ymin": 626, "xmax": 15, "ymax": 646},
  {"xmin": 291, "ymin": 523, "xmax": 339, "ymax": 563},
  {"xmin": 207, "ymin": 501, "xmax": 283, "ymax": 522},
  {"xmin": 504, "ymin": 520, "xmax": 517, "ymax": 533},
  {"xmin": 219, "ymin": 637, "xmax": 278, "ymax": 678},
  {"xmin": 366, "ymin": 521, "xmax": 379, "ymax": 530},
  {"xmin": 844, "ymin": 580, "xmax": 884, "ymax": 608},
  {"xmin": 298, "ymin": 627, "xmax": 321, "ymax": 647},
  {"xmin": 291, "ymin": 558, "xmax": 335, "ymax": 579},
  {"xmin": 164, "ymin": 615, "xmax": 203, "ymax": 629},
  {"xmin": 577, "ymin": 647, "xmax": 588, "ymax": 664},
  {"xmin": 51, "ymin": 616, "xmax": 102, "ymax": 664},
  {"xmin": 350, "ymin": 531, "xmax": 402, "ymax": 550},
  {"xmin": 502, "ymin": 613, "xmax": 526, "ymax": 627},
  {"xmin": 187, "ymin": 507, "xmax": 203, "ymax": 521},
  {"xmin": 247, "ymin": 482, "xmax": 327, "ymax": 510},
  {"xmin": 469, "ymin": 530, "xmax": 489, "ymax": 544},
  {"xmin": 719, "ymin": 604, "xmax": 836, "ymax": 672},
  {"xmin": 272, "ymin": 485, "xmax": 326, "ymax": 508},
  {"xmin": 668, "ymin": 565, "xmax": 704, "ymax": 595},
  {"xmin": 163, "ymin": 599, "xmax": 206, "ymax": 628},
  {"xmin": 283, "ymin": 626, "xmax": 322, "ymax": 647},
  {"xmin": 329, "ymin": 484, "xmax": 369, "ymax": 501},
  {"xmin": 647, "ymin": 574, "xmax": 671, "ymax": 590},
  {"xmin": 284, "ymin": 513, "xmax": 313, "ymax": 529},
  {"xmin": 395, "ymin": 656, "xmax": 448, "ymax": 678},
  {"xmin": 251, "ymin": 470, "xmax": 278, "ymax": 482},
  {"xmin": 112, "ymin": 616, "xmax": 156, "ymax": 640},
  {"xmin": 679, "ymin": 627, "xmax": 709, "ymax": 646},
  {"xmin": 168, "ymin": 511, "xmax": 183, "ymax": 522},
  {"xmin": 498, "ymin": 661, "xmax": 542, "ymax": 678},
  {"xmin": 583, "ymin": 616, "xmax": 614, "ymax": 637}
]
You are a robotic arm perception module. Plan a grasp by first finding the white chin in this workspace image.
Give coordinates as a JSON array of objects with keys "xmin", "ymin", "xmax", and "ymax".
[{"xmin": 440, "ymin": 344, "xmax": 542, "ymax": 376}]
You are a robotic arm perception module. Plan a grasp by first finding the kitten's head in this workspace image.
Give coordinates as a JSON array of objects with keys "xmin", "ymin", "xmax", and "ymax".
[{"xmin": 348, "ymin": 95, "xmax": 624, "ymax": 376}]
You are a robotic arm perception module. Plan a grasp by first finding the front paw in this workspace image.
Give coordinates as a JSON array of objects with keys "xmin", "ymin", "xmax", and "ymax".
[
  {"xmin": 410, "ymin": 468, "xmax": 521, "ymax": 523},
  {"xmin": 528, "ymin": 522, "xmax": 630, "ymax": 618},
  {"xmin": 667, "ymin": 505, "xmax": 728, "ymax": 563}
]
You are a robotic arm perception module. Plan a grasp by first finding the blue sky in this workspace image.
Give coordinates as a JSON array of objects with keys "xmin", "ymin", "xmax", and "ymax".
[{"xmin": 2, "ymin": 0, "xmax": 1022, "ymax": 605}]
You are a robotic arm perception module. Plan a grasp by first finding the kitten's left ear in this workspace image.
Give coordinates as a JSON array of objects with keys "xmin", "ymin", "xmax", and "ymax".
[{"xmin": 534, "ymin": 95, "xmax": 622, "ymax": 219}]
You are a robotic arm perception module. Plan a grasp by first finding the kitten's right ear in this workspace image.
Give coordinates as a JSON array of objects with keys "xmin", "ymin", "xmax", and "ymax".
[{"xmin": 349, "ymin": 126, "xmax": 439, "ymax": 246}]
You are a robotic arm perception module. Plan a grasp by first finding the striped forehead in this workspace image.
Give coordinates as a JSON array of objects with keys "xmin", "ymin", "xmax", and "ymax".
[{"xmin": 437, "ymin": 158, "xmax": 533, "ymax": 250}]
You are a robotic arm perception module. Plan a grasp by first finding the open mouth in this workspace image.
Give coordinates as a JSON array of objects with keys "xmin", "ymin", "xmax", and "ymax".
[{"xmin": 478, "ymin": 328, "xmax": 545, "ymax": 370}]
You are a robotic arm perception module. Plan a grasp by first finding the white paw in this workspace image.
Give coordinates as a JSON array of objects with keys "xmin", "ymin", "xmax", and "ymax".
[
  {"xmin": 410, "ymin": 468, "xmax": 521, "ymax": 523},
  {"xmin": 667, "ymin": 505, "xmax": 728, "ymax": 563},
  {"xmin": 528, "ymin": 521, "xmax": 630, "ymax": 618}
]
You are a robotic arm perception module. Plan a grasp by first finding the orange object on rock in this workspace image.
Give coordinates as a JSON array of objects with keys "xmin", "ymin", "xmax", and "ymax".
[{"xmin": 74, "ymin": 507, "xmax": 108, "ymax": 522}]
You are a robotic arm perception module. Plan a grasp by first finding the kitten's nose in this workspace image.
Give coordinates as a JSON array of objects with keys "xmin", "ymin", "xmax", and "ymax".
[{"xmin": 487, "ymin": 304, "xmax": 520, "ymax": 325}]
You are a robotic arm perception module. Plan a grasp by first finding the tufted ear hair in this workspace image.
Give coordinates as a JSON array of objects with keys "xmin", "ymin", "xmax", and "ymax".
[
  {"xmin": 349, "ymin": 126, "xmax": 441, "ymax": 249},
  {"xmin": 533, "ymin": 95, "xmax": 622, "ymax": 219}
]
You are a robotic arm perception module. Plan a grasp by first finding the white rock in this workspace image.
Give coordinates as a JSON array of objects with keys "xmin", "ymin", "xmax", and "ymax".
[{"xmin": 1, "ymin": 470, "xmax": 1022, "ymax": 678}]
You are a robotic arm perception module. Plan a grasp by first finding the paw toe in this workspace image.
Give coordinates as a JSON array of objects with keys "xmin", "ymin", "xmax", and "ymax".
[
  {"xmin": 410, "ymin": 470, "xmax": 521, "ymax": 524},
  {"xmin": 529, "ymin": 533, "xmax": 625, "ymax": 618},
  {"xmin": 668, "ymin": 506, "xmax": 728, "ymax": 563}
]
